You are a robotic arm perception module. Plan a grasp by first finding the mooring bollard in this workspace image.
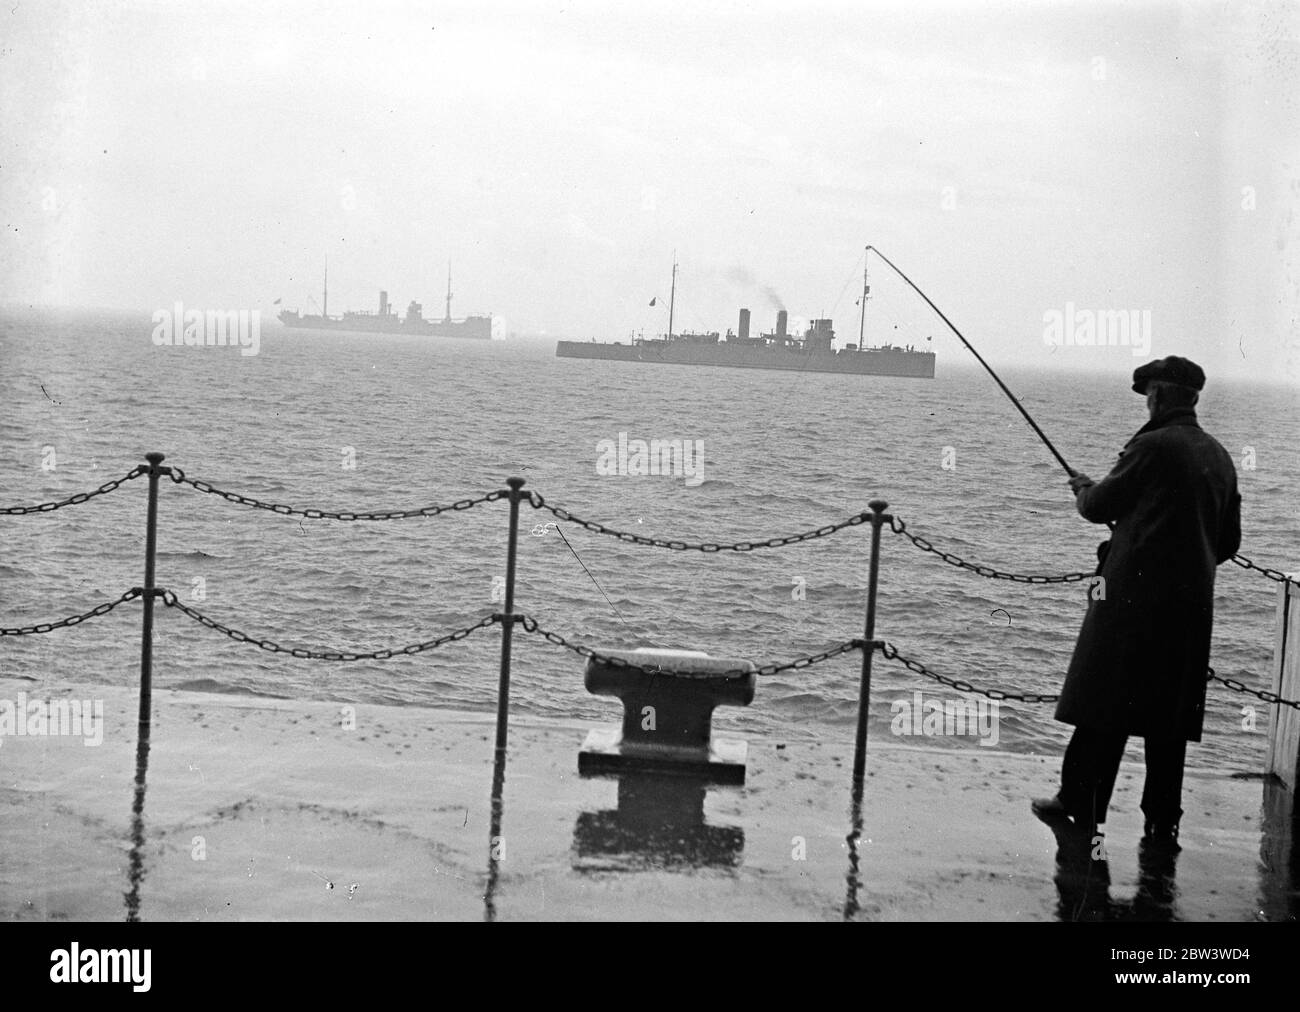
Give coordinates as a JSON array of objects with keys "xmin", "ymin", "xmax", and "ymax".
[
  {"xmin": 577, "ymin": 647, "xmax": 758, "ymax": 784},
  {"xmin": 852, "ymin": 498, "xmax": 891, "ymax": 787},
  {"xmin": 137, "ymin": 452, "xmax": 167, "ymax": 730}
]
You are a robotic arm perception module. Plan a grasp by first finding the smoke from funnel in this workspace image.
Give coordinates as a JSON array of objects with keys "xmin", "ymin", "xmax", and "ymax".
[
  {"xmin": 722, "ymin": 265, "xmax": 785, "ymax": 312},
  {"xmin": 762, "ymin": 285, "xmax": 785, "ymax": 312}
]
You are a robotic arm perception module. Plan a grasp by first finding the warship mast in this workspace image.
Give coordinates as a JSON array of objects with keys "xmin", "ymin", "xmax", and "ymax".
[
  {"xmin": 858, "ymin": 247, "xmax": 869, "ymax": 351},
  {"xmin": 668, "ymin": 253, "xmax": 677, "ymax": 340}
]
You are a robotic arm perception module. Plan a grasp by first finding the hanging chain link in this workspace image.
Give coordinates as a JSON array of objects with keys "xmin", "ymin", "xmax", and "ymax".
[
  {"xmin": 890, "ymin": 516, "xmax": 1295, "ymax": 590},
  {"xmin": 160, "ymin": 592, "xmax": 501, "ymax": 659},
  {"xmin": 513, "ymin": 614, "xmax": 865, "ymax": 677},
  {"xmin": 887, "ymin": 515, "xmax": 1091, "ymax": 584},
  {"xmin": 876, "ymin": 644, "xmax": 1300, "ymax": 710},
  {"xmin": 874, "ymin": 640, "xmax": 1061, "ymax": 703},
  {"xmin": 526, "ymin": 492, "xmax": 872, "ymax": 551},
  {"xmin": 1206, "ymin": 666, "xmax": 1300, "ymax": 710},
  {"xmin": 1229, "ymin": 554, "xmax": 1299, "ymax": 588},
  {"xmin": 0, "ymin": 466, "xmax": 147, "ymax": 515},
  {"xmin": 0, "ymin": 588, "xmax": 143, "ymax": 635},
  {"xmin": 165, "ymin": 467, "xmax": 505, "ymax": 520}
]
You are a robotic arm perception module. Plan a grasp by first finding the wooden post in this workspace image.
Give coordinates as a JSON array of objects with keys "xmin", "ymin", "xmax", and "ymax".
[{"xmin": 1267, "ymin": 577, "xmax": 1300, "ymax": 791}]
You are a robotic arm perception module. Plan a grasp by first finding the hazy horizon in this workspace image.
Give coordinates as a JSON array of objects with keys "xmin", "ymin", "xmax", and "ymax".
[{"xmin": 3, "ymin": 0, "xmax": 1297, "ymax": 387}]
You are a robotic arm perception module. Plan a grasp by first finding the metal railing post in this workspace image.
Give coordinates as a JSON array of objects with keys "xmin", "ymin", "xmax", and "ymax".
[
  {"xmin": 138, "ymin": 451, "xmax": 165, "ymax": 730},
  {"xmin": 127, "ymin": 450, "xmax": 166, "ymax": 921},
  {"xmin": 485, "ymin": 476, "xmax": 525, "ymax": 922},
  {"xmin": 852, "ymin": 498, "xmax": 890, "ymax": 787},
  {"xmin": 494, "ymin": 476, "xmax": 525, "ymax": 756}
]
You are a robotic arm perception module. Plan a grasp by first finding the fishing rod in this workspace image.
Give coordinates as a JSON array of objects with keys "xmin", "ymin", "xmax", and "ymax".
[{"xmin": 865, "ymin": 245, "xmax": 1079, "ymax": 480}]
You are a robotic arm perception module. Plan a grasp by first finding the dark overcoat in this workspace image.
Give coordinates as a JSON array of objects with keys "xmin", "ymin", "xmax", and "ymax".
[{"xmin": 1055, "ymin": 407, "xmax": 1241, "ymax": 741}]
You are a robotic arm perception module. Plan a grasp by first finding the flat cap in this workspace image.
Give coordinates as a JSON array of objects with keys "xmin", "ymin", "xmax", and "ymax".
[{"xmin": 1132, "ymin": 355, "xmax": 1206, "ymax": 394}]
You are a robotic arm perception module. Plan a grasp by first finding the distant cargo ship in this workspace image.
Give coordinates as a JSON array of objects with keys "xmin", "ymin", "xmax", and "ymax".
[
  {"xmin": 278, "ymin": 263, "xmax": 492, "ymax": 339},
  {"xmin": 556, "ymin": 252, "xmax": 935, "ymax": 378}
]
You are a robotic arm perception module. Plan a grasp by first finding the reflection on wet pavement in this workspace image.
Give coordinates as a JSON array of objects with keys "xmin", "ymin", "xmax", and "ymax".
[
  {"xmin": 124, "ymin": 726, "xmax": 151, "ymax": 922},
  {"xmin": 483, "ymin": 744, "xmax": 508, "ymax": 922},
  {"xmin": 843, "ymin": 781, "xmax": 865, "ymax": 921},
  {"xmin": 1259, "ymin": 778, "xmax": 1299, "ymax": 921},
  {"xmin": 1047, "ymin": 820, "xmax": 1181, "ymax": 922},
  {"xmin": 573, "ymin": 773, "xmax": 743, "ymax": 871}
]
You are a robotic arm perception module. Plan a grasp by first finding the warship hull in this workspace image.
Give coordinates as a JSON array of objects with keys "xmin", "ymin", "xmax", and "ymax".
[{"xmin": 556, "ymin": 339, "xmax": 935, "ymax": 378}]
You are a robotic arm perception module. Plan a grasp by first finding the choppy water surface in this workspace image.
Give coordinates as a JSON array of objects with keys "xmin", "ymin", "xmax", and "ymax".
[{"xmin": 1, "ymin": 307, "xmax": 1296, "ymax": 773}]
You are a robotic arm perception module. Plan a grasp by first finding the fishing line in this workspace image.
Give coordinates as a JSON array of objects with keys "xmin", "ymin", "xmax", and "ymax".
[
  {"xmin": 551, "ymin": 523, "xmax": 630, "ymax": 625},
  {"xmin": 767, "ymin": 253, "xmax": 864, "ymax": 422},
  {"xmin": 866, "ymin": 245, "xmax": 1079, "ymax": 480},
  {"xmin": 828, "ymin": 249, "xmax": 867, "ymax": 321}
]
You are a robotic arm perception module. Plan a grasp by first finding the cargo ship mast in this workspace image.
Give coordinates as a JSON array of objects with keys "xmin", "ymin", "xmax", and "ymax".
[
  {"xmin": 323, "ymin": 257, "xmax": 328, "ymax": 319},
  {"xmin": 444, "ymin": 262, "xmax": 453, "ymax": 324}
]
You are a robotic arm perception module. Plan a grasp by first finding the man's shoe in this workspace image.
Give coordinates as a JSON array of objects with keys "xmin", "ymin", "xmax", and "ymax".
[
  {"xmin": 1142, "ymin": 820, "xmax": 1182, "ymax": 852},
  {"xmin": 1031, "ymin": 795, "xmax": 1074, "ymax": 824}
]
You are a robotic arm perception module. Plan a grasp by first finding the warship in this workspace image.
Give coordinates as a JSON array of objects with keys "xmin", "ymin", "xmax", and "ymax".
[
  {"xmin": 278, "ymin": 263, "xmax": 492, "ymax": 339},
  {"xmin": 556, "ymin": 254, "xmax": 935, "ymax": 378}
]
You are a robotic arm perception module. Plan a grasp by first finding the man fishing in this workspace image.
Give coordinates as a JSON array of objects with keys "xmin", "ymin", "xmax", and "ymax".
[{"xmin": 1032, "ymin": 356, "xmax": 1241, "ymax": 849}]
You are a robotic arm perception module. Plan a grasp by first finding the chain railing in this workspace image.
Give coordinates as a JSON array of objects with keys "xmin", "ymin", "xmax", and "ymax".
[
  {"xmin": 887, "ymin": 513, "xmax": 1298, "ymax": 589},
  {"xmin": 1208, "ymin": 666, "xmax": 1300, "ymax": 711},
  {"xmin": 8, "ymin": 589, "xmax": 1298, "ymax": 710},
  {"xmin": 515, "ymin": 615, "xmax": 866, "ymax": 678},
  {"xmin": 887, "ymin": 515, "xmax": 1092, "ymax": 584},
  {"xmin": 165, "ymin": 466, "xmax": 505, "ymax": 520},
  {"xmin": 528, "ymin": 491, "xmax": 872, "ymax": 551},
  {"xmin": 0, "ymin": 588, "xmax": 144, "ymax": 635},
  {"xmin": 873, "ymin": 644, "xmax": 1300, "ymax": 712},
  {"xmin": 161, "ymin": 593, "xmax": 502, "ymax": 659},
  {"xmin": 1229, "ymin": 553, "xmax": 1299, "ymax": 587},
  {"xmin": 874, "ymin": 640, "xmax": 1062, "ymax": 703},
  {"xmin": 0, "ymin": 466, "xmax": 146, "ymax": 515},
  {"xmin": 3, "ymin": 465, "xmax": 1294, "ymax": 588},
  {"xmin": 1, "ymin": 588, "xmax": 869, "ymax": 679}
]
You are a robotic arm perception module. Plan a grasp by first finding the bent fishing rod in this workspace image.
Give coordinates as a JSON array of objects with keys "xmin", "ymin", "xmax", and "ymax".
[
  {"xmin": 866, "ymin": 245, "xmax": 1122, "ymax": 547},
  {"xmin": 865, "ymin": 245, "xmax": 1080, "ymax": 480}
]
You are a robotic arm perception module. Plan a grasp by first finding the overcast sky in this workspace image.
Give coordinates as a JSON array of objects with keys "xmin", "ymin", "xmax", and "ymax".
[{"xmin": 3, "ymin": 0, "xmax": 1297, "ymax": 383}]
